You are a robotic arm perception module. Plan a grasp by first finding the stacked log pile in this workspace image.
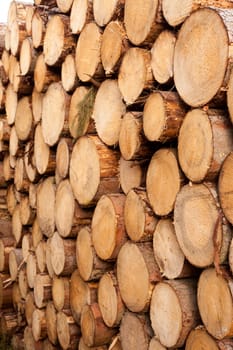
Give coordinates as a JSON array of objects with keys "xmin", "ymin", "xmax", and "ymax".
[{"xmin": 1, "ymin": 0, "xmax": 233, "ymax": 349}]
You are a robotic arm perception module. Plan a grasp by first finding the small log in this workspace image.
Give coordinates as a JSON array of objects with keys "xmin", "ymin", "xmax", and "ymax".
[
  {"xmin": 178, "ymin": 108, "xmax": 233, "ymax": 182},
  {"xmin": 45, "ymin": 238, "xmax": 55, "ymax": 279},
  {"xmin": 119, "ymin": 157, "xmax": 146, "ymax": 195},
  {"xmin": 117, "ymin": 241, "xmax": 161, "ymax": 312},
  {"xmin": 26, "ymin": 252, "xmax": 40, "ymax": 289},
  {"xmin": 24, "ymin": 141, "xmax": 39, "ymax": 183},
  {"xmin": 7, "ymin": 1, "xmax": 28, "ymax": 27},
  {"xmin": 4, "ymin": 27, "xmax": 11, "ymax": 52},
  {"xmin": 76, "ymin": 226, "xmax": 112, "ymax": 282},
  {"xmin": 93, "ymin": 79, "xmax": 126, "ymax": 146},
  {"xmin": 70, "ymin": 269, "xmax": 98, "ymax": 324},
  {"xmin": 81, "ymin": 303, "xmax": 117, "ymax": 347},
  {"xmin": 55, "ymin": 179, "xmax": 93, "ymax": 238},
  {"xmin": 34, "ymin": 54, "xmax": 60, "ymax": 93},
  {"xmin": 2, "ymin": 50, "xmax": 10, "ymax": 78},
  {"xmin": 120, "ymin": 311, "xmax": 153, "ymax": 350},
  {"xmin": 153, "ymin": 219, "xmax": 196, "ymax": 279},
  {"xmin": 70, "ymin": 0, "xmax": 94, "ymax": 34},
  {"xmin": 79, "ymin": 337, "xmax": 108, "ymax": 350},
  {"xmin": 29, "ymin": 183, "xmax": 37, "ymax": 210},
  {"xmin": 198, "ymin": 267, "xmax": 233, "ymax": 340},
  {"xmin": 34, "ymin": 273, "xmax": 52, "ymax": 309},
  {"xmin": 151, "ymin": 30, "xmax": 176, "ymax": 84},
  {"xmin": 9, "ymin": 126, "xmax": 19, "ymax": 157},
  {"xmin": 45, "ymin": 301, "xmax": 58, "ymax": 345},
  {"xmin": 10, "ymin": 19, "xmax": 27, "ymax": 57},
  {"xmin": 24, "ymin": 326, "xmax": 43, "ymax": 350},
  {"xmin": 56, "ymin": 0, "xmax": 73, "ymax": 13},
  {"xmin": 36, "ymin": 177, "xmax": 56, "ymax": 238},
  {"xmin": 55, "ymin": 138, "xmax": 73, "ymax": 180},
  {"xmin": 57, "ymin": 312, "xmax": 81, "ymax": 350},
  {"xmin": 75, "ymin": 22, "xmax": 103, "ymax": 83},
  {"xmin": 32, "ymin": 218, "xmax": 43, "ymax": 250},
  {"xmin": 124, "ymin": 188, "xmax": 158, "ymax": 242},
  {"xmin": 61, "ymin": 54, "xmax": 78, "ymax": 93},
  {"xmin": 5, "ymin": 83, "xmax": 17, "ymax": 125},
  {"xmin": 32, "ymin": 88, "xmax": 43, "ymax": 123},
  {"xmin": 12, "ymin": 205, "xmax": 28, "ymax": 246},
  {"xmin": 31, "ymin": 9, "xmax": 48, "ymax": 49},
  {"xmin": 12, "ymin": 59, "xmax": 34, "ymax": 95},
  {"xmin": 69, "ymin": 86, "xmax": 96, "ymax": 139},
  {"xmin": 20, "ymin": 195, "xmax": 35, "ymax": 225},
  {"xmin": 101, "ymin": 21, "xmax": 129, "ymax": 76},
  {"xmin": 118, "ymin": 48, "xmax": 153, "ymax": 105},
  {"xmin": 150, "ymin": 279, "xmax": 200, "ymax": 348},
  {"xmin": 25, "ymin": 291, "xmax": 36, "ymax": 327},
  {"xmin": 69, "ymin": 135, "xmax": 120, "ymax": 207},
  {"xmin": 0, "ymin": 82, "xmax": 6, "ymax": 111},
  {"xmin": 143, "ymin": 91, "xmax": 187, "ymax": 142},
  {"xmin": 52, "ymin": 276, "xmax": 70, "ymax": 312},
  {"xmin": 0, "ymin": 273, "xmax": 13, "ymax": 309},
  {"xmin": 22, "ymin": 233, "xmax": 33, "ymax": 260},
  {"xmin": 41, "ymin": 82, "xmax": 71, "ymax": 146},
  {"xmin": 119, "ymin": 111, "xmax": 153, "ymax": 161},
  {"xmin": 174, "ymin": 182, "xmax": 232, "ymax": 268},
  {"xmin": 34, "ymin": 123, "xmax": 56, "ymax": 175},
  {"xmin": 0, "ymin": 238, "xmax": 15, "ymax": 273},
  {"xmin": 98, "ymin": 271, "xmax": 125, "ymax": 327},
  {"xmin": 5, "ymin": 184, "xmax": 17, "ymax": 214},
  {"xmin": 32, "ymin": 308, "xmax": 47, "ymax": 341},
  {"xmin": 35, "ymin": 241, "xmax": 47, "ymax": 274},
  {"xmin": 149, "ymin": 337, "xmax": 167, "ymax": 350},
  {"xmin": 146, "ymin": 148, "xmax": 182, "ymax": 216},
  {"xmin": 218, "ymin": 151, "xmax": 233, "ymax": 225},
  {"xmin": 25, "ymin": 5, "xmax": 35, "ymax": 36},
  {"xmin": 19, "ymin": 37, "xmax": 37, "ymax": 76},
  {"xmin": 92, "ymin": 193, "xmax": 127, "ymax": 260},
  {"xmin": 185, "ymin": 327, "xmax": 220, "ymax": 350},
  {"xmin": 124, "ymin": 0, "xmax": 163, "ymax": 46},
  {"xmin": 93, "ymin": 0, "xmax": 124, "ymax": 27},
  {"xmin": 43, "ymin": 14, "xmax": 76, "ymax": 67},
  {"xmin": 50, "ymin": 232, "xmax": 77, "ymax": 276},
  {"xmin": 14, "ymin": 157, "xmax": 30, "ymax": 193},
  {"xmin": 18, "ymin": 265, "xmax": 29, "ymax": 299}
]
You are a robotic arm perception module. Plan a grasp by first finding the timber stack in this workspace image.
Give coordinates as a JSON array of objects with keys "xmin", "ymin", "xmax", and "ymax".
[{"xmin": 1, "ymin": 0, "xmax": 233, "ymax": 349}]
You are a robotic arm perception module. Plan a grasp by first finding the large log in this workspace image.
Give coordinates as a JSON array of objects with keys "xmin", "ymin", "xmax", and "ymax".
[
  {"xmin": 69, "ymin": 135, "xmax": 120, "ymax": 207},
  {"xmin": 174, "ymin": 182, "xmax": 232, "ymax": 268},
  {"xmin": 31, "ymin": 9, "xmax": 48, "ymax": 50},
  {"xmin": 92, "ymin": 193, "xmax": 127, "ymax": 260},
  {"xmin": 117, "ymin": 241, "xmax": 161, "ymax": 312},
  {"xmin": 150, "ymin": 279, "xmax": 200, "ymax": 348},
  {"xmin": 173, "ymin": 8, "xmax": 230, "ymax": 107},
  {"xmin": 178, "ymin": 108, "xmax": 233, "ymax": 182}
]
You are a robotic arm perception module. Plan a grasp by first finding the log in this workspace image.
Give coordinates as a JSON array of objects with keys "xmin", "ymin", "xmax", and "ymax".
[
  {"xmin": 162, "ymin": 0, "xmax": 233, "ymax": 27},
  {"xmin": 10, "ymin": 19, "xmax": 27, "ymax": 57},
  {"xmin": 52, "ymin": 276, "xmax": 70, "ymax": 312},
  {"xmin": 34, "ymin": 273, "xmax": 52, "ymax": 309},
  {"xmin": 174, "ymin": 182, "xmax": 232, "ymax": 268},
  {"xmin": 197, "ymin": 267, "xmax": 233, "ymax": 339},
  {"xmin": 32, "ymin": 88, "xmax": 43, "ymax": 123},
  {"xmin": 12, "ymin": 282, "xmax": 22, "ymax": 311},
  {"xmin": 124, "ymin": 188, "xmax": 158, "ymax": 242},
  {"xmin": 93, "ymin": 79, "xmax": 126, "ymax": 146},
  {"xmin": 12, "ymin": 204, "xmax": 29, "ymax": 246},
  {"xmin": 24, "ymin": 326, "xmax": 43, "ymax": 350},
  {"xmin": 185, "ymin": 327, "xmax": 220, "ymax": 350},
  {"xmin": 79, "ymin": 337, "xmax": 108, "ymax": 350},
  {"xmin": 6, "ymin": 184, "xmax": 18, "ymax": 215},
  {"xmin": 36, "ymin": 177, "xmax": 56, "ymax": 238},
  {"xmin": 50, "ymin": 232, "xmax": 77, "ymax": 276},
  {"xmin": 34, "ymin": 123, "xmax": 56, "ymax": 175},
  {"xmin": 20, "ymin": 38, "xmax": 37, "ymax": 76},
  {"xmin": 93, "ymin": 0, "xmax": 124, "ymax": 27},
  {"xmin": 5, "ymin": 83, "xmax": 17, "ymax": 125},
  {"xmin": 45, "ymin": 238, "xmax": 55, "ymax": 278},
  {"xmin": 25, "ymin": 291, "xmax": 36, "ymax": 327},
  {"xmin": 4, "ymin": 27, "xmax": 11, "ymax": 52},
  {"xmin": 124, "ymin": 0, "xmax": 163, "ymax": 46},
  {"xmin": 70, "ymin": 0, "xmax": 94, "ymax": 34},
  {"xmin": 70, "ymin": 269, "xmax": 98, "ymax": 324},
  {"xmin": 14, "ymin": 157, "xmax": 30, "ymax": 192},
  {"xmin": 76, "ymin": 226, "xmax": 112, "ymax": 282},
  {"xmin": 3, "ymin": 153, "xmax": 14, "ymax": 183},
  {"xmin": 143, "ymin": 91, "xmax": 187, "ymax": 142},
  {"xmin": 43, "ymin": 14, "xmax": 76, "ymax": 67},
  {"xmin": 150, "ymin": 279, "xmax": 200, "ymax": 348},
  {"xmin": 9, "ymin": 248, "xmax": 23, "ymax": 282},
  {"xmin": 120, "ymin": 311, "xmax": 153, "ymax": 350},
  {"xmin": 2, "ymin": 50, "xmax": 10, "ymax": 78},
  {"xmin": 178, "ymin": 108, "xmax": 233, "ymax": 182},
  {"xmin": 118, "ymin": 48, "xmax": 153, "ymax": 105},
  {"xmin": 7, "ymin": 1, "xmax": 28, "ymax": 27},
  {"xmin": 0, "ymin": 238, "xmax": 15, "ymax": 273},
  {"xmin": 146, "ymin": 148, "xmax": 182, "ymax": 216},
  {"xmin": 153, "ymin": 219, "xmax": 196, "ymax": 279},
  {"xmin": 34, "ymin": 54, "xmax": 60, "ymax": 94},
  {"xmin": 0, "ymin": 274, "xmax": 13, "ymax": 309},
  {"xmin": 24, "ymin": 141, "xmax": 39, "ymax": 183},
  {"xmin": 149, "ymin": 338, "xmax": 167, "ymax": 350},
  {"xmin": 32, "ymin": 308, "xmax": 47, "ymax": 341},
  {"xmin": 31, "ymin": 9, "xmax": 48, "ymax": 49},
  {"xmin": 151, "ymin": 30, "xmax": 176, "ymax": 84},
  {"xmin": 18, "ymin": 265, "xmax": 29, "ymax": 299},
  {"xmin": 218, "ymin": 151, "xmax": 233, "ymax": 225},
  {"xmin": 45, "ymin": 301, "xmax": 58, "ymax": 345},
  {"xmin": 92, "ymin": 193, "xmax": 127, "ymax": 260},
  {"xmin": 119, "ymin": 157, "xmax": 146, "ymax": 195},
  {"xmin": 61, "ymin": 54, "xmax": 78, "ymax": 93},
  {"xmin": 69, "ymin": 135, "xmax": 120, "ymax": 207},
  {"xmin": 22, "ymin": 233, "xmax": 33, "ymax": 260},
  {"xmin": 119, "ymin": 111, "xmax": 153, "ymax": 160},
  {"xmin": 35, "ymin": 241, "xmax": 47, "ymax": 274},
  {"xmin": 9, "ymin": 126, "xmax": 19, "ymax": 157},
  {"xmin": 32, "ymin": 218, "xmax": 43, "ymax": 250},
  {"xmin": 41, "ymin": 82, "xmax": 70, "ymax": 146},
  {"xmin": 80, "ymin": 303, "xmax": 117, "ymax": 347},
  {"xmin": 12, "ymin": 59, "xmax": 34, "ymax": 95},
  {"xmin": 20, "ymin": 195, "xmax": 35, "ymax": 225},
  {"xmin": 101, "ymin": 21, "xmax": 129, "ymax": 76},
  {"xmin": 29, "ymin": 183, "xmax": 37, "ymax": 210},
  {"xmin": 98, "ymin": 271, "xmax": 125, "ymax": 327},
  {"xmin": 57, "ymin": 312, "xmax": 81, "ymax": 350},
  {"xmin": 25, "ymin": 5, "xmax": 35, "ymax": 36},
  {"xmin": 55, "ymin": 179, "xmax": 92, "ymax": 238},
  {"xmin": 26, "ymin": 252, "xmax": 39, "ymax": 289},
  {"xmin": 69, "ymin": 86, "xmax": 96, "ymax": 139},
  {"xmin": 56, "ymin": 0, "xmax": 73, "ymax": 13},
  {"xmin": 173, "ymin": 8, "xmax": 230, "ymax": 107},
  {"xmin": 75, "ymin": 22, "xmax": 103, "ymax": 82},
  {"xmin": 55, "ymin": 138, "xmax": 72, "ymax": 180},
  {"xmin": 117, "ymin": 241, "xmax": 161, "ymax": 312}
]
